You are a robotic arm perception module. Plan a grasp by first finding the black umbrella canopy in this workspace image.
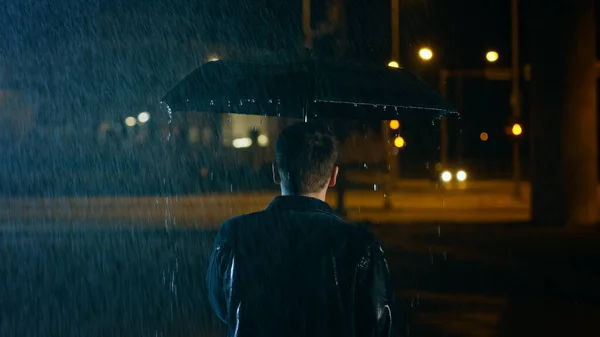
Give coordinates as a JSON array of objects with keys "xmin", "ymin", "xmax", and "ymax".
[{"xmin": 161, "ymin": 51, "xmax": 457, "ymax": 121}]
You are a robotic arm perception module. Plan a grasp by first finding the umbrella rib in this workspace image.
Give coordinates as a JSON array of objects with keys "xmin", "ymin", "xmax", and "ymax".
[{"xmin": 313, "ymin": 99, "xmax": 454, "ymax": 112}]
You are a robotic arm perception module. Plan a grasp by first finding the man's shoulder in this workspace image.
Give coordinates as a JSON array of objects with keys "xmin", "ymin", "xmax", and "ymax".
[
  {"xmin": 219, "ymin": 210, "xmax": 377, "ymax": 245},
  {"xmin": 217, "ymin": 210, "xmax": 269, "ymax": 231}
]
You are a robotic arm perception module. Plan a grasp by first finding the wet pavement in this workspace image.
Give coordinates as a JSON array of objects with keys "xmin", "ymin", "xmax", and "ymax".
[
  {"xmin": 1, "ymin": 221, "xmax": 599, "ymax": 336},
  {"xmin": 0, "ymin": 190, "xmax": 530, "ymax": 226}
]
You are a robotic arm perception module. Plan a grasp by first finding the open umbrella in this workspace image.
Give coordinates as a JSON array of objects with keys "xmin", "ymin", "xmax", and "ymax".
[{"xmin": 161, "ymin": 51, "xmax": 456, "ymax": 121}]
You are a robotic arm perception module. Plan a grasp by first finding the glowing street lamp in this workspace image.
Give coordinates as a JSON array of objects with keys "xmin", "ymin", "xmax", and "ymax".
[
  {"xmin": 418, "ymin": 47, "xmax": 433, "ymax": 61},
  {"xmin": 393, "ymin": 136, "xmax": 405, "ymax": 148},
  {"xmin": 388, "ymin": 61, "xmax": 400, "ymax": 68},
  {"xmin": 389, "ymin": 120, "xmax": 400, "ymax": 130},
  {"xmin": 512, "ymin": 123, "xmax": 523, "ymax": 136},
  {"xmin": 486, "ymin": 50, "xmax": 499, "ymax": 63}
]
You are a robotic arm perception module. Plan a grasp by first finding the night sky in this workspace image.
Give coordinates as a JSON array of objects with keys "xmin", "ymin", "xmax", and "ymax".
[{"xmin": 1, "ymin": 0, "xmax": 599, "ymax": 161}]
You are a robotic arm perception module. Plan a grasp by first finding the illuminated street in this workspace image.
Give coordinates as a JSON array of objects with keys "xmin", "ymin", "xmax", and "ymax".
[
  {"xmin": 0, "ymin": 180, "xmax": 534, "ymax": 227},
  {"xmin": 10, "ymin": 178, "xmax": 600, "ymax": 227}
]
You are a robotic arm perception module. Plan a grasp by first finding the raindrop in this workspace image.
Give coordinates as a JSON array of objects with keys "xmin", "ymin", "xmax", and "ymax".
[
  {"xmin": 428, "ymin": 247, "xmax": 434, "ymax": 264},
  {"xmin": 363, "ymin": 163, "xmax": 368, "ymax": 169},
  {"xmin": 268, "ymin": 99, "xmax": 273, "ymax": 103},
  {"xmin": 373, "ymin": 184, "xmax": 379, "ymax": 191},
  {"xmin": 170, "ymin": 271, "xmax": 176, "ymax": 294},
  {"xmin": 437, "ymin": 225, "xmax": 441, "ymax": 237},
  {"xmin": 353, "ymin": 103, "xmax": 358, "ymax": 107},
  {"xmin": 209, "ymin": 100, "xmax": 215, "ymax": 106}
]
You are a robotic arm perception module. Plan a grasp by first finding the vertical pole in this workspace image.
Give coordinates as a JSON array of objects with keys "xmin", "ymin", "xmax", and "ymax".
[
  {"xmin": 383, "ymin": 0, "xmax": 401, "ymax": 210},
  {"xmin": 439, "ymin": 70, "xmax": 449, "ymax": 168},
  {"xmin": 334, "ymin": 0, "xmax": 348, "ymax": 56},
  {"xmin": 303, "ymin": 0, "xmax": 313, "ymax": 49},
  {"xmin": 457, "ymin": 77, "xmax": 464, "ymax": 164},
  {"xmin": 391, "ymin": 0, "xmax": 400, "ymax": 63},
  {"xmin": 383, "ymin": 121, "xmax": 393, "ymax": 209},
  {"xmin": 511, "ymin": 0, "xmax": 522, "ymax": 199}
]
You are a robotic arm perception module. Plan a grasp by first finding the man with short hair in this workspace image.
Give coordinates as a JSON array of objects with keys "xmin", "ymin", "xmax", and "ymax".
[{"xmin": 206, "ymin": 122, "xmax": 400, "ymax": 337}]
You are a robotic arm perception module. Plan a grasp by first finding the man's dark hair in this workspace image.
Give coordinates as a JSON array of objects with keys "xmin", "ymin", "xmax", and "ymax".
[{"xmin": 275, "ymin": 122, "xmax": 339, "ymax": 194}]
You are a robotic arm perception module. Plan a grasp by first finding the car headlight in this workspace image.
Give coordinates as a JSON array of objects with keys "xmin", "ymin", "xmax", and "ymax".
[
  {"xmin": 441, "ymin": 171, "xmax": 452, "ymax": 182},
  {"xmin": 456, "ymin": 170, "xmax": 467, "ymax": 182}
]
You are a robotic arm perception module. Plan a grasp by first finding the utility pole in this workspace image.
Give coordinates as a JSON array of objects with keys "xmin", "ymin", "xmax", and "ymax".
[
  {"xmin": 383, "ymin": 0, "xmax": 401, "ymax": 209},
  {"xmin": 439, "ymin": 70, "xmax": 449, "ymax": 168},
  {"xmin": 511, "ymin": 0, "xmax": 522, "ymax": 199},
  {"xmin": 302, "ymin": 0, "xmax": 313, "ymax": 49},
  {"xmin": 391, "ymin": 0, "xmax": 400, "ymax": 64}
]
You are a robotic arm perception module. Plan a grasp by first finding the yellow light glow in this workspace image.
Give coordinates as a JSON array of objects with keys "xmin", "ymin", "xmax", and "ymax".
[
  {"xmin": 232, "ymin": 137, "xmax": 252, "ymax": 148},
  {"xmin": 208, "ymin": 56, "xmax": 220, "ymax": 62},
  {"xmin": 137, "ymin": 112, "xmax": 150, "ymax": 123},
  {"xmin": 389, "ymin": 120, "xmax": 400, "ymax": 130},
  {"xmin": 418, "ymin": 47, "xmax": 433, "ymax": 61},
  {"xmin": 456, "ymin": 170, "xmax": 467, "ymax": 182},
  {"xmin": 257, "ymin": 135, "xmax": 269, "ymax": 147},
  {"xmin": 125, "ymin": 117, "xmax": 136, "ymax": 127},
  {"xmin": 393, "ymin": 136, "xmax": 405, "ymax": 148},
  {"xmin": 512, "ymin": 123, "xmax": 523, "ymax": 136},
  {"xmin": 388, "ymin": 61, "xmax": 400, "ymax": 68},
  {"xmin": 480, "ymin": 132, "xmax": 489, "ymax": 141},
  {"xmin": 486, "ymin": 51, "xmax": 499, "ymax": 63},
  {"xmin": 441, "ymin": 171, "xmax": 452, "ymax": 182}
]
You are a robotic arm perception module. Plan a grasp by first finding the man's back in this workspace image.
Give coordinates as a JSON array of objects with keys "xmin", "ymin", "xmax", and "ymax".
[{"xmin": 206, "ymin": 196, "xmax": 397, "ymax": 337}]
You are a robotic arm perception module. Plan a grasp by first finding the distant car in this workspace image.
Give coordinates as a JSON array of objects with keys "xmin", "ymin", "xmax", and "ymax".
[{"xmin": 426, "ymin": 162, "xmax": 468, "ymax": 189}]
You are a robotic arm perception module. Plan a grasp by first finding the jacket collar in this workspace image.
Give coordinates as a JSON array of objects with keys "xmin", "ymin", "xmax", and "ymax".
[{"xmin": 267, "ymin": 195, "xmax": 340, "ymax": 218}]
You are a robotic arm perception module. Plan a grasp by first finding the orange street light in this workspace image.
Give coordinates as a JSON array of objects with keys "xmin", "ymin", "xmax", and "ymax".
[
  {"xmin": 394, "ymin": 136, "xmax": 405, "ymax": 148},
  {"xmin": 389, "ymin": 120, "xmax": 400, "ymax": 130},
  {"xmin": 512, "ymin": 123, "xmax": 523, "ymax": 136},
  {"xmin": 486, "ymin": 50, "xmax": 499, "ymax": 63},
  {"xmin": 418, "ymin": 47, "xmax": 433, "ymax": 61}
]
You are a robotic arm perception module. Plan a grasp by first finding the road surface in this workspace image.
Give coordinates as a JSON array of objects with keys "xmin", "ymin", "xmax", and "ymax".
[
  {"xmin": 0, "ymin": 188, "xmax": 529, "ymax": 226},
  {"xmin": 4, "ymin": 179, "xmax": 600, "ymax": 225}
]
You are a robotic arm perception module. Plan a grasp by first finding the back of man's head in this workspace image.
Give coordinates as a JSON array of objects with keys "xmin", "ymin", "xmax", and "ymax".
[{"xmin": 275, "ymin": 122, "xmax": 339, "ymax": 195}]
